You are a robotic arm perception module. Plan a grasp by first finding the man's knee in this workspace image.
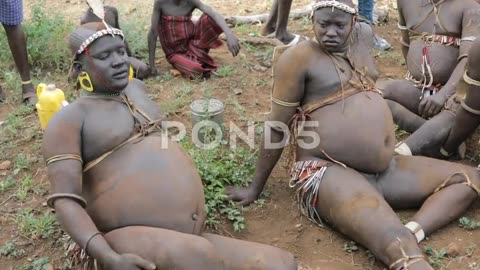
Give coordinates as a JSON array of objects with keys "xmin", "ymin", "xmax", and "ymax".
[
  {"xmin": 434, "ymin": 168, "xmax": 480, "ymax": 198},
  {"xmin": 184, "ymin": 237, "xmax": 223, "ymax": 266}
]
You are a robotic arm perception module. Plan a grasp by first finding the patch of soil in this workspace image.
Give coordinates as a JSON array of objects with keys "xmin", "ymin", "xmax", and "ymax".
[{"xmin": 1, "ymin": 1, "xmax": 479, "ymax": 269}]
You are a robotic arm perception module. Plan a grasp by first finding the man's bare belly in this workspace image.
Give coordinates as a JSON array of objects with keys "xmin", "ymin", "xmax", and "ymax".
[
  {"xmin": 83, "ymin": 136, "xmax": 206, "ymax": 235},
  {"xmin": 407, "ymin": 40, "xmax": 459, "ymax": 85},
  {"xmin": 297, "ymin": 92, "xmax": 395, "ymax": 173}
]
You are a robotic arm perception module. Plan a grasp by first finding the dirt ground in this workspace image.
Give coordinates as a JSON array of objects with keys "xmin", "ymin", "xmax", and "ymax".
[{"xmin": 1, "ymin": 0, "xmax": 480, "ymax": 269}]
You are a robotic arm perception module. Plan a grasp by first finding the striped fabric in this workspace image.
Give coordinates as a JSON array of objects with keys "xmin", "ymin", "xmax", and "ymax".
[
  {"xmin": 0, "ymin": 0, "xmax": 23, "ymax": 26},
  {"xmin": 157, "ymin": 13, "xmax": 223, "ymax": 79}
]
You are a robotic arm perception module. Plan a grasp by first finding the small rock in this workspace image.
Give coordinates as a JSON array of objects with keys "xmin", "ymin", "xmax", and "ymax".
[
  {"xmin": 295, "ymin": 224, "xmax": 302, "ymax": 228},
  {"xmin": 233, "ymin": 88, "xmax": 242, "ymax": 95},
  {"xmin": 0, "ymin": 121, "xmax": 4, "ymax": 126},
  {"xmin": 42, "ymin": 202, "xmax": 48, "ymax": 207},
  {"xmin": 272, "ymin": 237, "xmax": 280, "ymax": 243},
  {"xmin": 253, "ymin": 64, "xmax": 268, "ymax": 72},
  {"xmin": 0, "ymin": 160, "xmax": 12, "ymax": 170},
  {"xmin": 446, "ymin": 243, "xmax": 460, "ymax": 257}
]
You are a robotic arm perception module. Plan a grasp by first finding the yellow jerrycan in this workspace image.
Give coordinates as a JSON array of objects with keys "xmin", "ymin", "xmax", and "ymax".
[{"xmin": 36, "ymin": 83, "xmax": 68, "ymax": 130}]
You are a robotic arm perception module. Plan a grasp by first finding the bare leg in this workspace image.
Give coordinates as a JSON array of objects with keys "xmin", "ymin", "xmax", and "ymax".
[
  {"xmin": 443, "ymin": 109, "xmax": 480, "ymax": 153},
  {"xmin": 103, "ymin": 226, "xmax": 296, "ymax": 270},
  {"xmin": 261, "ymin": 0, "xmax": 279, "ymax": 36},
  {"xmin": 203, "ymin": 233, "xmax": 297, "ymax": 270},
  {"xmin": 443, "ymin": 85, "xmax": 480, "ymax": 154},
  {"xmin": 313, "ymin": 160, "xmax": 432, "ymax": 269},
  {"xmin": 403, "ymin": 111, "xmax": 456, "ymax": 156},
  {"xmin": 274, "ymin": 0, "xmax": 295, "ymax": 44},
  {"xmin": 378, "ymin": 79, "xmax": 422, "ymax": 114},
  {"xmin": 374, "ymin": 156, "xmax": 479, "ymax": 236},
  {"xmin": 386, "ymin": 100, "xmax": 426, "ymax": 133},
  {"xmin": 2, "ymin": 24, "xmax": 37, "ymax": 104}
]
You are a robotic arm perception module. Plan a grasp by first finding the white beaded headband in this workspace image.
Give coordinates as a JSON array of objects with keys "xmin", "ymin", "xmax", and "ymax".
[
  {"xmin": 76, "ymin": 27, "xmax": 125, "ymax": 56},
  {"xmin": 311, "ymin": 0, "xmax": 357, "ymax": 17}
]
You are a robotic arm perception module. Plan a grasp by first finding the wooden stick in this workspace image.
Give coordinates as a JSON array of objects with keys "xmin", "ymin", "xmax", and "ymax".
[
  {"xmin": 219, "ymin": 35, "xmax": 283, "ymax": 47},
  {"xmin": 224, "ymin": 5, "xmax": 313, "ymax": 26}
]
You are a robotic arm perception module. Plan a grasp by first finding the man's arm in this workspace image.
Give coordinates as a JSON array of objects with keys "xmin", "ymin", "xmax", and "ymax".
[
  {"xmin": 226, "ymin": 47, "xmax": 306, "ymax": 205},
  {"xmin": 190, "ymin": 0, "xmax": 240, "ymax": 56},
  {"xmin": 43, "ymin": 111, "xmax": 117, "ymax": 265},
  {"xmin": 437, "ymin": 7, "xmax": 480, "ymax": 98},
  {"xmin": 148, "ymin": 1, "xmax": 162, "ymax": 75}
]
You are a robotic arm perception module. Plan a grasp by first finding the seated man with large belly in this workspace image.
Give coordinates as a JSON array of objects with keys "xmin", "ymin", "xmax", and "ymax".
[
  {"xmin": 43, "ymin": 22, "xmax": 296, "ymax": 270},
  {"xmin": 227, "ymin": 1, "xmax": 480, "ymax": 269},
  {"xmin": 377, "ymin": 0, "xmax": 480, "ymax": 157}
]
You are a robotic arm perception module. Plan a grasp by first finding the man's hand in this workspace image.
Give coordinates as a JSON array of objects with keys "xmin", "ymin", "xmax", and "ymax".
[
  {"xmin": 418, "ymin": 93, "xmax": 448, "ymax": 119},
  {"xmin": 226, "ymin": 34, "xmax": 240, "ymax": 57},
  {"xmin": 225, "ymin": 186, "xmax": 259, "ymax": 206},
  {"xmin": 103, "ymin": 253, "xmax": 156, "ymax": 270}
]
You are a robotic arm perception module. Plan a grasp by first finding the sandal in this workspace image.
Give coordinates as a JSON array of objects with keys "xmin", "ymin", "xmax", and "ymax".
[{"xmin": 21, "ymin": 80, "xmax": 38, "ymax": 105}]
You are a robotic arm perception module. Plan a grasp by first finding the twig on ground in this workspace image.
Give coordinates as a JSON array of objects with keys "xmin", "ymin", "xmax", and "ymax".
[
  {"xmin": 0, "ymin": 194, "xmax": 15, "ymax": 207},
  {"xmin": 219, "ymin": 35, "xmax": 283, "ymax": 47}
]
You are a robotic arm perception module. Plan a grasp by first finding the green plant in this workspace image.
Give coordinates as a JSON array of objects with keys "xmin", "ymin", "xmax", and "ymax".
[
  {"xmin": 15, "ymin": 209, "xmax": 57, "ymax": 239},
  {"xmin": 23, "ymin": 2, "xmax": 74, "ymax": 71},
  {"xmin": 0, "ymin": 241, "xmax": 25, "ymax": 258},
  {"xmin": 14, "ymin": 153, "xmax": 30, "ymax": 171},
  {"xmin": 21, "ymin": 257, "xmax": 51, "ymax": 270},
  {"xmin": 459, "ymin": 217, "xmax": 480, "ymax": 230},
  {"xmin": 255, "ymin": 47, "xmax": 274, "ymax": 62},
  {"xmin": 376, "ymin": 51, "xmax": 405, "ymax": 65},
  {"xmin": 182, "ymin": 140, "xmax": 256, "ymax": 231},
  {"xmin": 0, "ymin": 176, "xmax": 15, "ymax": 193},
  {"xmin": 213, "ymin": 65, "xmax": 237, "ymax": 78},
  {"xmin": 16, "ymin": 175, "xmax": 34, "ymax": 201},
  {"xmin": 1, "ymin": 106, "xmax": 33, "ymax": 138},
  {"xmin": 120, "ymin": 13, "xmax": 149, "ymax": 58},
  {"xmin": 424, "ymin": 246, "xmax": 447, "ymax": 268}
]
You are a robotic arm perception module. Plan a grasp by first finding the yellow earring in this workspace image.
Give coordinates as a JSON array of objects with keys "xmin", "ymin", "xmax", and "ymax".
[
  {"xmin": 78, "ymin": 71, "xmax": 94, "ymax": 92},
  {"xmin": 128, "ymin": 65, "xmax": 134, "ymax": 81}
]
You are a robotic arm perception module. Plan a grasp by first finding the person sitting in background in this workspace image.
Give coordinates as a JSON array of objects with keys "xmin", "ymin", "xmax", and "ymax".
[
  {"xmin": 378, "ymin": 0, "xmax": 480, "ymax": 157},
  {"xmin": 148, "ymin": 0, "xmax": 240, "ymax": 79}
]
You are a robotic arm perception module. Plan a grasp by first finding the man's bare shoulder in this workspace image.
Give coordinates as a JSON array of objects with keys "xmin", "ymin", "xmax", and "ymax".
[
  {"xmin": 278, "ymin": 41, "xmax": 326, "ymax": 62},
  {"xmin": 43, "ymin": 100, "xmax": 88, "ymax": 142}
]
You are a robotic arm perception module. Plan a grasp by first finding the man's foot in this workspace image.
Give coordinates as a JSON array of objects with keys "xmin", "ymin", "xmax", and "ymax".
[
  {"xmin": 373, "ymin": 34, "xmax": 391, "ymax": 50},
  {"xmin": 22, "ymin": 83, "xmax": 38, "ymax": 105},
  {"xmin": 260, "ymin": 25, "xmax": 276, "ymax": 37},
  {"xmin": 276, "ymin": 32, "xmax": 297, "ymax": 45},
  {"xmin": 278, "ymin": 33, "xmax": 308, "ymax": 46}
]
